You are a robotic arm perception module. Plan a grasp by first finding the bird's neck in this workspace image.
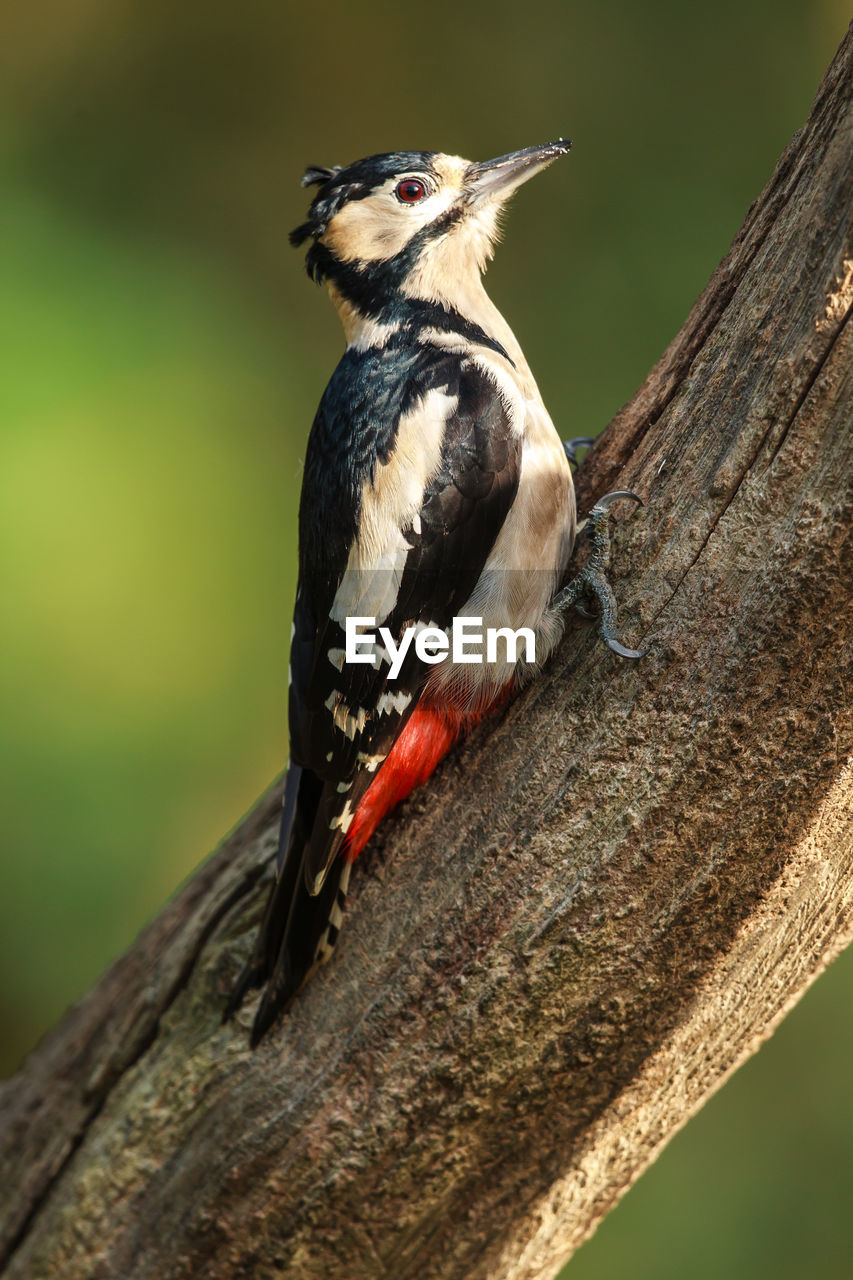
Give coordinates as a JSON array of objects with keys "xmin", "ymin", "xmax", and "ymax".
[
  {"xmin": 419, "ymin": 273, "xmax": 529, "ymax": 370},
  {"xmin": 328, "ymin": 276, "xmax": 531, "ymax": 379}
]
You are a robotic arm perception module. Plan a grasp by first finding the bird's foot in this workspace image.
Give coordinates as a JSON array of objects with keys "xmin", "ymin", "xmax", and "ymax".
[
  {"xmin": 553, "ymin": 490, "xmax": 648, "ymax": 659},
  {"xmin": 563, "ymin": 436, "xmax": 596, "ymax": 468}
]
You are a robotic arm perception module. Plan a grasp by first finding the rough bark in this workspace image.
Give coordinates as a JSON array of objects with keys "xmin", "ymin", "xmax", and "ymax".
[{"xmin": 2, "ymin": 28, "xmax": 852, "ymax": 1280}]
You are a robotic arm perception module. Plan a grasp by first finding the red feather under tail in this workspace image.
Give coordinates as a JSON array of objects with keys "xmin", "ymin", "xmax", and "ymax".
[{"xmin": 343, "ymin": 690, "xmax": 510, "ymax": 862}]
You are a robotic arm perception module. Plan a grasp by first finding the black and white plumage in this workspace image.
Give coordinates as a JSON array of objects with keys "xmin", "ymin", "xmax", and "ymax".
[{"xmin": 227, "ymin": 141, "xmax": 588, "ymax": 1044}]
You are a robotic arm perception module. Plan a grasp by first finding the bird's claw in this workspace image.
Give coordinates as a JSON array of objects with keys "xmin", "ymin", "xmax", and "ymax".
[
  {"xmin": 590, "ymin": 489, "xmax": 644, "ymax": 513},
  {"xmin": 563, "ymin": 436, "xmax": 596, "ymax": 467},
  {"xmin": 606, "ymin": 637, "xmax": 650, "ymax": 660},
  {"xmin": 554, "ymin": 488, "xmax": 648, "ymax": 661}
]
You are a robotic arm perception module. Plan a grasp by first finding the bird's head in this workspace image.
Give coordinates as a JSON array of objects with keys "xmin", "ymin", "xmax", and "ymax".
[{"xmin": 290, "ymin": 141, "xmax": 571, "ymax": 323}]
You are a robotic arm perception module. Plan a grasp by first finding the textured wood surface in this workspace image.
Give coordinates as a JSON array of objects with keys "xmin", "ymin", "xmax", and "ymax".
[{"xmin": 1, "ymin": 27, "xmax": 851, "ymax": 1280}]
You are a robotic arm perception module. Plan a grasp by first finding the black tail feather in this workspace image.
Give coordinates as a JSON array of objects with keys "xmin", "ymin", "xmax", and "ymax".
[
  {"xmin": 224, "ymin": 765, "xmax": 317, "ymax": 1019},
  {"xmin": 225, "ymin": 763, "xmax": 351, "ymax": 1043},
  {"xmin": 249, "ymin": 858, "xmax": 349, "ymax": 1046}
]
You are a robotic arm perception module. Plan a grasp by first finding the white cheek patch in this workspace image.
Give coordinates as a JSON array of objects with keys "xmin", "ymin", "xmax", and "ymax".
[
  {"xmin": 321, "ymin": 195, "xmax": 404, "ymax": 262},
  {"xmin": 323, "ymin": 179, "xmax": 458, "ymax": 264},
  {"xmin": 403, "ymin": 205, "xmax": 500, "ymax": 305}
]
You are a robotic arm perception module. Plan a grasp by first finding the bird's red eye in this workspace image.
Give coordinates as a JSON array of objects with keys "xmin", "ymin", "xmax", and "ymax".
[{"xmin": 395, "ymin": 178, "xmax": 427, "ymax": 203}]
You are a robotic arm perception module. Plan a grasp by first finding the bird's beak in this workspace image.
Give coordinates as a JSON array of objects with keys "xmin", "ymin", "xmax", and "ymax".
[{"xmin": 466, "ymin": 139, "xmax": 571, "ymax": 205}]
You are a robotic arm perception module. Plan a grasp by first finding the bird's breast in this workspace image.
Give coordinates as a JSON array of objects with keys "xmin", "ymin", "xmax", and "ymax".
[{"xmin": 424, "ymin": 363, "xmax": 576, "ymax": 709}]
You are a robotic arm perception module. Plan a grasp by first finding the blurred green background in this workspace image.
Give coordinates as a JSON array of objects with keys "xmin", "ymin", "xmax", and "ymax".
[{"xmin": 1, "ymin": 0, "xmax": 850, "ymax": 1274}]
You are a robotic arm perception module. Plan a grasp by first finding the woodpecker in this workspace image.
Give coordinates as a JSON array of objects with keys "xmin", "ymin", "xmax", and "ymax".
[{"xmin": 226, "ymin": 141, "xmax": 643, "ymax": 1044}]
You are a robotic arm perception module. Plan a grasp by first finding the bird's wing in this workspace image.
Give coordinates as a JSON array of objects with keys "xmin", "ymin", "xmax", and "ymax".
[{"xmin": 291, "ymin": 352, "xmax": 522, "ymax": 894}]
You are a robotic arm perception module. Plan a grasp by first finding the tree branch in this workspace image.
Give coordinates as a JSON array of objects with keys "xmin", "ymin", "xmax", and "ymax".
[{"xmin": 2, "ymin": 27, "xmax": 852, "ymax": 1280}]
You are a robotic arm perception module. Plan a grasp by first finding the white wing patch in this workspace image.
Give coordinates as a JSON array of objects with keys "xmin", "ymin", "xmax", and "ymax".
[
  {"xmin": 324, "ymin": 691, "xmax": 368, "ymax": 740},
  {"xmin": 329, "ymin": 798, "xmax": 355, "ymax": 834},
  {"xmin": 376, "ymin": 689, "xmax": 412, "ymax": 716},
  {"xmin": 357, "ymin": 750, "xmax": 386, "ymax": 773},
  {"xmin": 330, "ymin": 387, "xmax": 457, "ymax": 626}
]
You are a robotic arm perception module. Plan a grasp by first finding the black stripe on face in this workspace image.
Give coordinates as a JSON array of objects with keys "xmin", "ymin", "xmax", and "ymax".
[
  {"xmin": 306, "ymin": 198, "xmax": 513, "ymax": 361},
  {"xmin": 295, "ymin": 156, "xmax": 513, "ymax": 360},
  {"xmin": 305, "ymin": 204, "xmax": 465, "ymax": 299},
  {"xmin": 321, "ymin": 260, "xmax": 513, "ymax": 363}
]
